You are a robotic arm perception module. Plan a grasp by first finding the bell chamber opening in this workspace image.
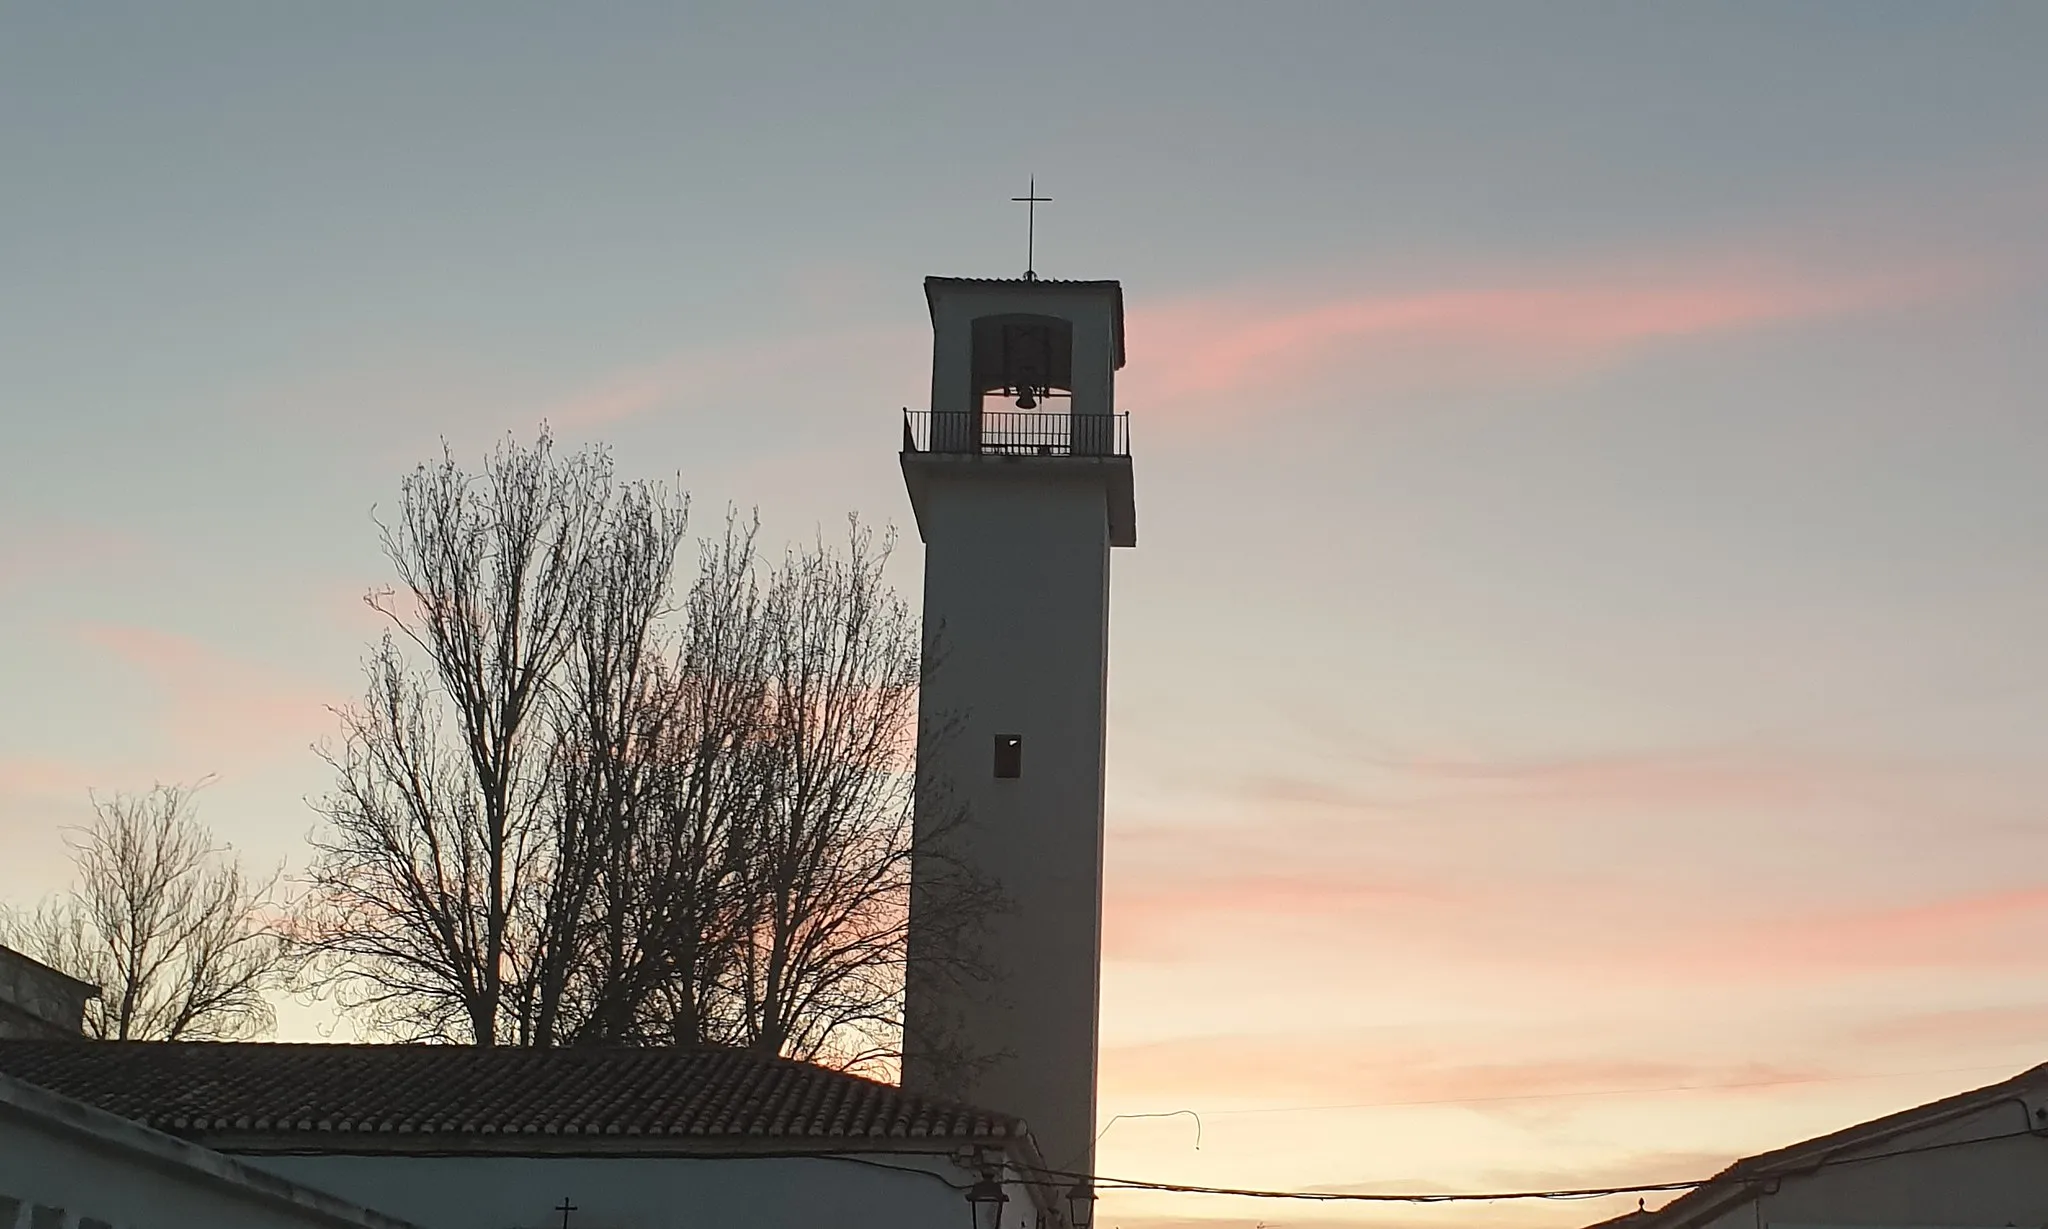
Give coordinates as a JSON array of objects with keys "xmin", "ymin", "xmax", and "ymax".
[
  {"xmin": 971, "ymin": 312, "xmax": 1075, "ymax": 410},
  {"xmin": 965, "ymin": 313, "xmax": 1073, "ymax": 454}
]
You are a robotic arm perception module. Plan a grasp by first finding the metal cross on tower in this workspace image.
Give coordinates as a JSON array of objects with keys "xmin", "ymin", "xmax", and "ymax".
[
  {"xmin": 1011, "ymin": 175, "xmax": 1051, "ymax": 280},
  {"xmin": 554, "ymin": 1198, "xmax": 577, "ymax": 1229}
]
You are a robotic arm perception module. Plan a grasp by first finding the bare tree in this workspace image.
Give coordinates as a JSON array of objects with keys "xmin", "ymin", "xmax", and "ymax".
[
  {"xmin": 531, "ymin": 517, "xmax": 995, "ymax": 1070},
  {"xmin": 301, "ymin": 431, "xmax": 612, "ymax": 1043},
  {"xmin": 516, "ymin": 485, "xmax": 706, "ymax": 1046},
  {"xmin": 628, "ymin": 519, "xmax": 777, "ymax": 1047},
  {"xmin": 727, "ymin": 522, "xmax": 941, "ymax": 1069},
  {"xmin": 301, "ymin": 433, "xmax": 995, "ymax": 1068},
  {"xmin": 2, "ymin": 783, "xmax": 285, "ymax": 1041}
]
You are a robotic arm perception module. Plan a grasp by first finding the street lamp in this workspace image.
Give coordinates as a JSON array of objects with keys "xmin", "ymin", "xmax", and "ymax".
[
  {"xmin": 966, "ymin": 1174, "xmax": 1009, "ymax": 1229},
  {"xmin": 1064, "ymin": 1181, "xmax": 1095, "ymax": 1229}
]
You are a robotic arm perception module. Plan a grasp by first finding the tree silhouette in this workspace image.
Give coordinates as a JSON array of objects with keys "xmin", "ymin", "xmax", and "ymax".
[{"xmin": 3, "ymin": 783, "xmax": 285, "ymax": 1041}]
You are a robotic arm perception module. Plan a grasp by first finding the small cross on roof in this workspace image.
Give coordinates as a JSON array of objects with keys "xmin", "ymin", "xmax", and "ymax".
[{"xmin": 1011, "ymin": 175, "xmax": 1051, "ymax": 279}]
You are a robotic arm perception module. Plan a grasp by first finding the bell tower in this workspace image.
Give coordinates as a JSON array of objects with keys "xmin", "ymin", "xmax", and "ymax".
[{"xmin": 900, "ymin": 274, "xmax": 1134, "ymax": 1181}]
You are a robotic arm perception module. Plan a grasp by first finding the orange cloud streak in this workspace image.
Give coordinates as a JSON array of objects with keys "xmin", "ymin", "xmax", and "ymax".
[
  {"xmin": 73, "ymin": 623, "xmax": 340, "ymax": 775},
  {"xmin": 1106, "ymin": 836, "xmax": 2048, "ymax": 981},
  {"xmin": 1850, "ymin": 1003, "xmax": 2048, "ymax": 1051},
  {"xmin": 0, "ymin": 524, "xmax": 140, "ymax": 595},
  {"xmin": 1105, "ymin": 733, "xmax": 2048, "ymax": 982},
  {"xmin": 1668, "ymin": 885, "xmax": 2048, "ymax": 979},
  {"xmin": 1104, "ymin": 864, "xmax": 1450, "ymax": 962},
  {"xmin": 1123, "ymin": 265, "xmax": 1950, "ymax": 413},
  {"xmin": 544, "ymin": 324, "xmax": 924, "ymax": 428},
  {"xmin": 1231, "ymin": 744, "xmax": 1910, "ymax": 816},
  {"xmin": 1102, "ymin": 1031, "xmax": 1818, "ymax": 1110}
]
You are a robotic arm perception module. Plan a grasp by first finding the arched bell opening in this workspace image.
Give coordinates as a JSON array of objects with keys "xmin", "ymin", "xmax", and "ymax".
[{"xmin": 970, "ymin": 312, "xmax": 1075, "ymax": 454}]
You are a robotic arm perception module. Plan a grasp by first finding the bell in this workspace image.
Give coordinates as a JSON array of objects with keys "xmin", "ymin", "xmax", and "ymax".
[{"xmin": 1015, "ymin": 389, "xmax": 1037, "ymax": 409}]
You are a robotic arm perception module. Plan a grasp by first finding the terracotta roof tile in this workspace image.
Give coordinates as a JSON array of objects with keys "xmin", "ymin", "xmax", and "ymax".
[{"xmin": 0, "ymin": 1041, "xmax": 1024, "ymax": 1148}]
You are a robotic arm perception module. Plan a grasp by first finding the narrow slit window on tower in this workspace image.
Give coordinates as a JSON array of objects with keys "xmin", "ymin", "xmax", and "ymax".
[{"xmin": 994, "ymin": 734, "xmax": 1023, "ymax": 779}]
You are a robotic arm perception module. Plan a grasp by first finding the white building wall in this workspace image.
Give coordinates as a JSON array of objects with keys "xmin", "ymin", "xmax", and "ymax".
[
  {"xmin": 0, "ymin": 1078, "xmax": 412, "ymax": 1229},
  {"xmin": 1685, "ymin": 1099, "xmax": 2048, "ymax": 1228},
  {"xmin": 902, "ymin": 464, "xmax": 1114, "ymax": 1178},
  {"xmin": 0, "ymin": 1126, "xmax": 309, "ymax": 1229},
  {"xmin": 239, "ymin": 1152, "xmax": 1041, "ymax": 1229}
]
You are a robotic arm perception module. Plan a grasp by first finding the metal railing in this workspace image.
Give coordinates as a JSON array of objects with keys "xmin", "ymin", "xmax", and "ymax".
[{"xmin": 902, "ymin": 410, "xmax": 1130, "ymax": 458}]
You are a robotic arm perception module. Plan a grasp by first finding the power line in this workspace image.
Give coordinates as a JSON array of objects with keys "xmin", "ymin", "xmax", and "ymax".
[
  {"xmin": 812, "ymin": 1102, "xmax": 2044, "ymax": 1209},
  {"xmin": 1028, "ymin": 1120, "xmax": 2046, "ymax": 1206},
  {"xmin": 1077, "ymin": 1174, "xmax": 1703, "ymax": 1204},
  {"xmin": 1098, "ymin": 1109, "xmax": 1202, "ymax": 1146}
]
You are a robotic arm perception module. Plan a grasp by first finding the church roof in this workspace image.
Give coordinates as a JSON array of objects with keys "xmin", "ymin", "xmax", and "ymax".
[{"xmin": 0, "ymin": 1040, "xmax": 1028, "ymax": 1150}]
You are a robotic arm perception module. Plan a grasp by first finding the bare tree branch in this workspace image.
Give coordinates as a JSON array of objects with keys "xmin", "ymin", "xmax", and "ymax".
[
  {"xmin": 301, "ymin": 430, "xmax": 614, "ymax": 1043},
  {"xmin": 300, "ymin": 433, "xmax": 997, "ymax": 1070},
  {"xmin": 2, "ymin": 783, "xmax": 285, "ymax": 1041}
]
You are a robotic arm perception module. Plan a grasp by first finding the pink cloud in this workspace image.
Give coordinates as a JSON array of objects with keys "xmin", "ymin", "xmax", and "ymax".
[
  {"xmin": 0, "ymin": 756, "xmax": 102, "ymax": 895},
  {"xmin": 1104, "ymin": 733, "xmax": 2048, "ymax": 985},
  {"xmin": 1101, "ymin": 1032, "xmax": 1818, "ymax": 1111},
  {"xmin": 0, "ymin": 755, "xmax": 97, "ymax": 800},
  {"xmin": 544, "ymin": 324, "xmax": 924, "ymax": 428},
  {"xmin": 1104, "ymin": 865, "xmax": 1446, "ymax": 961},
  {"xmin": 1121, "ymin": 263, "xmax": 1955, "ymax": 416},
  {"xmin": 532, "ymin": 251, "xmax": 1978, "ymax": 441},
  {"xmin": 72, "ymin": 623, "xmax": 340, "ymax": 776},
  {"xmin": 1109, "ymin": 742, "xmax": 1895, "ymax": 899},
  {"xmin": 1850, "ymin": 1003, "xmax": 2048, "ymax": 1051},
  {"xmin": 1664, "ymin": 885, "xmax": 2048, "ymax": 980},
  {"xmin": 1390, "ymin": 747, "xmax": 1833, "ymax": 797},
  {"xmin": 1107, "ymin": 834, "xmax": 2048, "ymax": 983},
  {"xmin": 0, "ymin": 524, "xmax": 141, "ymax": 595},
  {"xmin": 1233, "ymin": 744, "xmax": 1910, "ymax": 816}
]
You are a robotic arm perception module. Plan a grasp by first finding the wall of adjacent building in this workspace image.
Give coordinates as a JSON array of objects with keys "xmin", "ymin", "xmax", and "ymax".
[
  {"xmin": 1680, "ymin": 1097, "xmax": 2048, "ymax": 1228},
  {"xmin": 239, "ymin": 1151, "xmax": 1044, "ymax": 1229},
  {"xmin": 0, "ymin": 946, "xmax": 94, "ymax": 1039}
]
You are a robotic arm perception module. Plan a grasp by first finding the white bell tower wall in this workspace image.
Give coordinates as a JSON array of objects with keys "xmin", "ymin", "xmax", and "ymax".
[{"xmin": 901, "ymin": 276, "xmax": 1134, "ymax": 1183}]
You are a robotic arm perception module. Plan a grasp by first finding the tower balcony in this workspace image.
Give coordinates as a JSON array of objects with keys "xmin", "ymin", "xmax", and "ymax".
[
  {"xmin": 898, "ymin": 409, "xmax": 1136, "ymax": 547},
  {"xmin": 902, "ymin": 410, "xmax": 1130, "ymax": 458}
]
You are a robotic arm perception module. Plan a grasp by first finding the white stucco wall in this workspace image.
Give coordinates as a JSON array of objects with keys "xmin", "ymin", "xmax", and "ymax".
[
  {"xmin": 902, "ymin": 276, "xmax": 1129, "ymax": 1182},
  {"xmin": 0, "ymin": 1078, "xmax": 414, "ymax": 1229},
  {"xmin": 1684, "ymin": 1097, "xmax": 2048, "ymax": 1228},
  {"xmin": 902, "ymin": 462, "xmax": 1115, "ymax": 1180},
  {"xmin": 238, "ymin": 1151, "xmax": 1040, "ymax": 1229}
]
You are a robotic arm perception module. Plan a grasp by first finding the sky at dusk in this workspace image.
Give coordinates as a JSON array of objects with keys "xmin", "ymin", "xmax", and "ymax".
[{"xmin": 5, "ymin": 5, "xmax": 2048, "ymax": 1226}]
